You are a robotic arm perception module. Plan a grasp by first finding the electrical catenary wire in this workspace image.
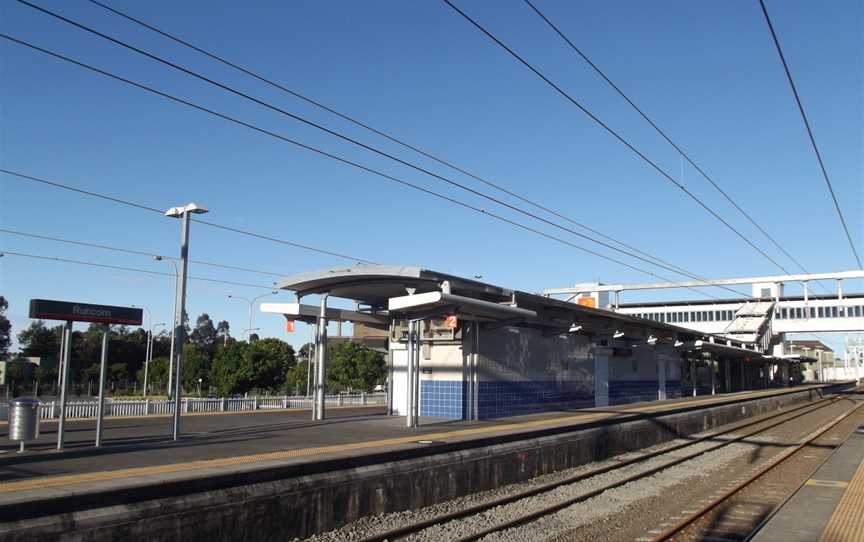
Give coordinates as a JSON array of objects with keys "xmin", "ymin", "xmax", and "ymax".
[
  {"xmin": 441, "ymin": 0, "xmax": 792, "ymax": 276},
  {"xmin": 522, "ymin": 0, "xmax": 821, "ymax": 281},
  {"xmin": 0, "ymin": 250, "xmax": 276, "ymax": 290},
  {"xmin": 16, "ymin": 0, "xmax": 727, "ymax": 285},
  {"xmin": 757, "ymin": 0, "xmax": 862, "ymax": 270},
  {"xmin": 0, "ymin": 228, "xmax": 286, "ymax": 277},
  {"xmin": 84, "ymin": 0, "xmax": 697, "ymax": 280},
  {"xmin": 0, "ymin": 33, "xmax": 741, "ymax": 300},
  {"xmin": 0, "ymin": 169, "xmax": 377, "ymax": 265}
]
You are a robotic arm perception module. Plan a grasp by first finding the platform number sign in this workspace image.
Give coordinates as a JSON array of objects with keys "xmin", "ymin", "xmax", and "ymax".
[
  {"xmin": 285, "ymin": 320, "xmax": 295, "ymax": 333},
  {"xmin": 445, "ymin": 315, "xmax": 458, "ymax": 329}
]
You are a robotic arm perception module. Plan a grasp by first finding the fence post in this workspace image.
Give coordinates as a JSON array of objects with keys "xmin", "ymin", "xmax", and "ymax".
[
  {"xmin": 338, "ymin": 394, "xmax": 344, "ymax": 407},
  {"xmin": 282, "ymin": 395, "xmax": 287, "ymax": 409},
  {"xmin": 362, "ymin": 392, "xmax": 367, "ymax": 406},
  {"xmin": 183, "ymin": 399, "xmax": 188, "ymax": 413},
  {"xmin": 253, "ymin": 397, "xmax": 259, "ymax": 410},
  {"xmin": 145, "ymin": 399, "xmax": 150, "ymax": 415},
  {"xmin": 221, "ymin": 398, "xmax": 226, "ymax": 412},
  {"xmin": 50, "ymin": 401, "xmax": 56, "ymax": 419}
]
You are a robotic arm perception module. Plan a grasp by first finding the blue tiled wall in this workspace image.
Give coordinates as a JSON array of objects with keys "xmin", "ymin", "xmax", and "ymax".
[
  {"xmin": 478, "ymin": 381, "xmax": 594, "ymax": 419},
  {"xmin": 420, "ymin": 380, "xmax": 464, "ymax": 419},
  {"xmin": 609, "ymin": 380, "xmax": 659, "ymax": 405}
]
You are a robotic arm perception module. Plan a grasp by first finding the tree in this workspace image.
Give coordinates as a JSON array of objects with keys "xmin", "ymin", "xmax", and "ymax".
[
  {"xmin": 247, "ymin": 338, "xmax": 295, "ymax": 391},
  {"xmin": 210, "ymin": 342, "xmax": 246, "ymax": 396},
  {"xmin": 327, "ymin": 343, "xmax": 386, "ymax": 393},
  {"xmin": 0, "ymin": 296, "xmax": 11, "ymax": 357},
  {"xmin": 285, "ymin": 358, "xmax": 309, "ymax": 395},
  {"xmin": 7, "ymin": 364, "xmax": 26, "ymax": 395},
  {"xmin": 216, "ymin": 320, "xmax": 231, "ymax": 345},
  {"xmin": 190, "ymin": 313, "xmax": 218, "ymax": 357},
  {"xmin": 109, "ymin": 362, "xmax": 128, "ymax": 390},
  {"xmin": 180, "ymin": 344, "xmax": 210, "ymax": 394},
  {"xmin": 137, "ymin": 356, "xmax": 169, "ymax": 395},
  {"xmin": 34, "ymin": 366, "xmax": 52, "ymax": 389},
  {"xmin": 211, "ymin": 338, "xmax": 295, "ymax": 396},
  {"xmin": 17, "ymin": 320, "xmax": 61, "ymax": 359}
]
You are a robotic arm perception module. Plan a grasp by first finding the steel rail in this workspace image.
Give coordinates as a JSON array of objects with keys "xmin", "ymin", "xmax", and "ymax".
[
  {"xmin": 357, "ymin": 392, "xmax": 844, "ymax": 542},
  {"xmin": 741, "ymin": 415, "xmax": 856, "ymax": 542},
  {"xmin": 650, "ymin": 393, "xmax": 864, "ymax": 541}
]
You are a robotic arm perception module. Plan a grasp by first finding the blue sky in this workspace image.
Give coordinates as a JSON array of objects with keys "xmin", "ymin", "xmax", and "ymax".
[{"xmin": 1, "ymin": 0, "xmax": 861, "ymax": 352}]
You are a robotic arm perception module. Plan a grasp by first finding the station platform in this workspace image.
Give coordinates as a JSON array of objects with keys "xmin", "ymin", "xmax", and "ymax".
[
  {"xmin": 0, "ymin": 386, "xmax": 823, "ymax": 495},
  {"xmin": 0, "ymin": 383, "xmax": 851, "ymax": 541},
  {"xmin": 752, "ymin": 407, "xmax": 864, "ymax": 542}
]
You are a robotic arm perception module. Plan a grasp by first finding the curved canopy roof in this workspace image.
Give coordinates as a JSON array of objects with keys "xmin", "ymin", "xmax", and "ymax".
[{"xmin": 278, "ymin": 265, "xmax": 511, "ymax": 307}]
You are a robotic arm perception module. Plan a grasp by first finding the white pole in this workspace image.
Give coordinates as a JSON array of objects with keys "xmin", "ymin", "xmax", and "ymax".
[
  {"xmin": 57, "ymin": 321, "xmax": 72, "ymax": 450},
  {"xmin": 95, "ymin": 325, "xmax": 110, "ymax": 447}
]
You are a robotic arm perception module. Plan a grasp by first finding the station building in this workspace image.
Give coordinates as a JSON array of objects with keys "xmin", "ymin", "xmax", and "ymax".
[{"xmin": 264, "ymin": 266, "xmax": 790, "ymax": 422}]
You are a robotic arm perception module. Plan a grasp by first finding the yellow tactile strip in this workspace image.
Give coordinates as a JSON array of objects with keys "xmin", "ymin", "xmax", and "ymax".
[
  {"xmin": 819, "ymin": 459, "xmax": 864, "ymax": 542},
  {"xmin": 0, "ymin": 387, "xmax": 806, "ymax": 495}
]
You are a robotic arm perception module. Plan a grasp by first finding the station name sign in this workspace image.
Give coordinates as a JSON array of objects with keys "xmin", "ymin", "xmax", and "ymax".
[{"xmin": 29, "ymin": 299, "xmax": 143, "ymax": 325}]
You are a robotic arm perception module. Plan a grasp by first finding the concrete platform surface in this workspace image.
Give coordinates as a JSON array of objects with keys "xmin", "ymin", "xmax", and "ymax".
[
  {"xmin": 752, "ymin": 414, "xmax": 864, "ymax": 542},
  {"xmin": 0, "ymin": 385, "xmax": 835, "ymax": 508}
]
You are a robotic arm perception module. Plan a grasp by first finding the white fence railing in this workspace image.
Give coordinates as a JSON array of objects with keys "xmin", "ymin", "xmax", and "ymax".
[{"xmin": 0, "ymin": 393, "xmax": 386, "ymax": 421}]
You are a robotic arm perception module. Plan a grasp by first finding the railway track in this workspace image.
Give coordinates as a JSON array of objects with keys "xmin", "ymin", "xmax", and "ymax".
[
  {"xmin": 649, "ymin": 392, "xmax": 864, "ymax": 542},
  {"xmin": 356, "ymin": 390, "xmax": 860, "ymax": 542}
]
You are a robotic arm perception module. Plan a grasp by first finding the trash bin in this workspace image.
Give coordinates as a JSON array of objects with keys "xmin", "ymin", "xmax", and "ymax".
[{"xmin": 8, "ymin": 397, "xmax": 40, "ymax": 453}]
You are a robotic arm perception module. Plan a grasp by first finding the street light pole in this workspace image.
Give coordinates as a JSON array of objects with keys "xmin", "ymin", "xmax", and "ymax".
[
  {"xmin": 228, "ymin": 291, "xmax": 277, "ymax": 342},
  {"xmin": 165, "ymin": 202, "xmax": 208, "ymax": 441},
  {"xmin": 154, "ymin": 256, "xmax": 179, "ymax": 398},
  {"xmin": 144, "ymin": 323, "xmax": 165, "ymax": 396}
]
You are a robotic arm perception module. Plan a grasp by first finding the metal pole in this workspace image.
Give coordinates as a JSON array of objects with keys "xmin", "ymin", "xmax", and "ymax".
[
  {"xmin": 306, "ymin": 323, "xmax": 315, "ymax": 399},
  {"xmin": 143, "ymin": 330, "xmax": 151, "ymax": 396},
  {"xmin": 406, "ymin": 320, "xmax": 414, "ymax": 428},
  {"xmin": 171, "ymin": 211, "xmax": 192, "ymax": 441},
  {"xmin": 167, "ymin": 262, "xmax": 178, "ymax": 399},
  {"xmin": 414, "ymin": 321, "xmax": 421, "ymax": 426},
  {"xmin": 57, "ymin": 320, "xmax": 72, "ymax": 450},
  {"xmin": 56, "ymin": 326, "xmax": 65, "ymax": 389},
  {"xmin": 247, "ymin": 300, "xmax": 253, "ymax": 342},
  {"xmin": 315, "ymin": 295, "xmax": 328, "ymax": 421},
  {"xmin": 95, "ymin": 325, "xmax": 110, "ymax": 447}
]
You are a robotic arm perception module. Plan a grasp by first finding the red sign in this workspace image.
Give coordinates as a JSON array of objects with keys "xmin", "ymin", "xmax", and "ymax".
[
  {"xmin": 285, "ymin": 320, "xmax": 295, "ymax": 333},
  {"xmin": 445, "ymin": 315, "xmax": 458, "ymax": 329},
  {"xmin": 577, "ymin": 297, "xmax": 596, "ymax": 308}
]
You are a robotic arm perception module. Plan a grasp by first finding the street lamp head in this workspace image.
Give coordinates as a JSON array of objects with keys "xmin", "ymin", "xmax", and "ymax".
[
  {"xmin": 154, "ymin": 255, "xmax": 163, "ymax": 261},
  {"xmin": 165, "ymin": 202, "xmax": 209, "ymax": 218}
]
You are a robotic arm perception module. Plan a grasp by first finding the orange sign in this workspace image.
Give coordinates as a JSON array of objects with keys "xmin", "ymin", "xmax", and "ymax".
[
  {"xmin": 577, "ymin": 297, "xmax": 596, "ymax": 308},
  {"xmin": 285, "ymin": 320, "xmax": 295, "ymax": 333},
  {"xmin": 445, "ymin": 315, "xmax": 458, "ymax": 329}
]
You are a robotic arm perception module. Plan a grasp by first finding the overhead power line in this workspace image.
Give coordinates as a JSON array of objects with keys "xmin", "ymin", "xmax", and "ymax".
[
  {"xmin": 84, "ymin": 0, "xmax": 695, "ymax": 281},
  {"xmin": 0, "ymin": 250, "xmax": 276, "ymax": 290},
  {"xmin": 0, "ymin": 168, "xmax": 376, "ymax": 264},
  {"xmin": 522, "ymin": 0, "xmax": 819, "ymax": 279},
  {"xmin": 0, "ymin": 228, "xmax": 286, "ymax": 277},
  {"xmin": 17, "ymin": 0, "xmax": 727, "ymax": 285},
  {"xmin": 442, "ymin": 0, "xmax": 792, "ymax": 275},
  {"xmin": 757, "ymin": 0, "xmax": 862, "ymax": 269},
  {"xmin": 0, "ymin": 33, "xmax": 745, "ymax": 299}
]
